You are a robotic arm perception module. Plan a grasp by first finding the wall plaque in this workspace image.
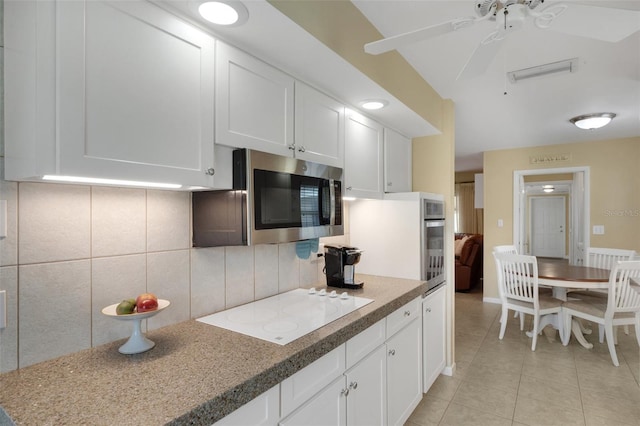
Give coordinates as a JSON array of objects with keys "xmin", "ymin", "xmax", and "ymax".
[{"xmin": 529, "ymin": 153, "xmax": 571, "ymax": 164}]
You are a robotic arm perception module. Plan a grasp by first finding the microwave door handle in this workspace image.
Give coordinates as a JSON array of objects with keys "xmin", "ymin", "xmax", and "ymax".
[{"xmin": 329, "ymin": 180, "xmax": 336, "ymax": 225}]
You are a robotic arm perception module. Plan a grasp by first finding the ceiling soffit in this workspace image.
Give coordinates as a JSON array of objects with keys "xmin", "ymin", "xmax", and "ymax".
[{"xmin": 267, "ymin": 0, "xmax": 446, "ymax": 134}]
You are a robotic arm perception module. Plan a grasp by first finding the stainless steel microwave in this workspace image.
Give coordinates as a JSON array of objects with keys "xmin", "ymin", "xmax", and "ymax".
[{"xmin": 192, "ymin": 149, "xmax": 344, "ymax": 247}]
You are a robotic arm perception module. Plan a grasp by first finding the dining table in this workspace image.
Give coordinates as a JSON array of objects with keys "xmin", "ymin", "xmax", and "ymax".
[{"xmin": 536, "ymin": 258, "xmax": 611, "ymax": 348}]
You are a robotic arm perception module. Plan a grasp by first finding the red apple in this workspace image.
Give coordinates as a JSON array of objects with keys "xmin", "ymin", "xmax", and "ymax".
[{"xmin": 136, "ymin": 293, "xmax": 158, "ymax": 313}]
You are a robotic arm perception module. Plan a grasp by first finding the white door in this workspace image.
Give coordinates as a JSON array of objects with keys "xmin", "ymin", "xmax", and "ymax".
[
  {"xmin": 386, "ymin": 319, "xmax": 422, "ymax": 426},
  {"xmin": 57, "ymin": 0, "xmax": 216, "ymax": 187},
  {"xmin": 345, "ymin": 345, "xmax": 387, "ymax": 426},
  {"xmin": 423, "ymin": 286, "xmax": 445, "ymax": 393},
  {"xmin": 279, "ymin": 377, "xmax": 346, "ymax": 426},
  {"xmin": 344, "ymin": 112, "xmax": 384, "ymax": 199},
  {"xmin": 531, "ymin": 196, "xmax": 566, "ymax": 258},
  {"xmin": 294, "ymin": 82, "xmax": 345, "ymax": 168},
  {"xmin": 215, "ymin": 41, "xmax": 294, "ymax": 156},
  {"xmin": 383, "ymin": 128, "xmax": 412, "ymax": 193}
]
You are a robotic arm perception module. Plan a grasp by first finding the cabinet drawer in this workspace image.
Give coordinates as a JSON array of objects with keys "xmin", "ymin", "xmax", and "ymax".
[
  {"xmin": 280, "ymin": 344, "xmax": 345, "ymax": 418},
  {"xmin": 386, "ymin": 297, "xmax": 420, "ymax": 338},
  {"xmin": 345, "ymin": 319, "xmax": 385, "ymax": 369}
]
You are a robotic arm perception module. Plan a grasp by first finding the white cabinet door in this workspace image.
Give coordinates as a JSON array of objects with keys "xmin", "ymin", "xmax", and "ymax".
[
  {"xmin": 344, "ymin": 112, "xmax": 384, "ymax": 199},
  {"xmin": 47, "ymin": 0, "xmax": 214, "ymax": 187},
  {"xmin": 345, "ymin": 345, "xmax": 387, "ymax": 426},
  {"xmin": 386, "ymin": 318, "xmax": 422, "ymax": 426},
  {"xmin": 279, "ymin": 377, "xmax": 347, "ymax": 426},
  {"xmin": 423, "ymin": 286, "xmax": 446, "ymax": 393},
  {"xmin": 384, "ymin": 128, "xmax": 412, "ymax": 193},
  {"xmin": 216, "ymin": 41, "xmax": 294, "ymax": 157},
  {"xmin": 294, "ymin": 82, "xmax": 344, "ymax": 168},
  {"xmin": 213, "ymin": 385, "xmax": 279, "ymax": 426}
]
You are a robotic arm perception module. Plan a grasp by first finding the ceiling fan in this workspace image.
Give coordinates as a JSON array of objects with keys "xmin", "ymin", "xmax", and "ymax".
[{"xmin": 364, "ymin": 0, "xmax": 640, "ymax": 80}]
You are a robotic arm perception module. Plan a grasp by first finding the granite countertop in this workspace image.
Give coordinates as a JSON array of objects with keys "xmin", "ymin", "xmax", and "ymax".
[{"xmin": 0, "ymin": 275, "xmax": 427, "ymax": 426}]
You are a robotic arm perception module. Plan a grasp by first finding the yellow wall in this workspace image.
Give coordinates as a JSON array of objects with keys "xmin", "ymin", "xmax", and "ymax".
[
  {"xmin": 412, "ymin": 99, "xmax": 456, "ymax": 366},
  {"xmin": 483, "ymin": 136, "xmax": 640, "ymax": 299}
]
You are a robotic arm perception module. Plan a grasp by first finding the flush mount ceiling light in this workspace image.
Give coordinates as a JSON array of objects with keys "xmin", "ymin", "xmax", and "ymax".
[
  {"xmin": 359, "ymin": 99, "xmax": 388, "ymax": 111},
  {"xmin": 197, "ymin": 1, "xmax": 248, "ymax": 26},
  {"xmin": 543, "ymin": 185, "xmax": 555, "ymax": 193},
  {"xmin": 569, "ymin": 113, "xmax": 616, "ymax": 130}
]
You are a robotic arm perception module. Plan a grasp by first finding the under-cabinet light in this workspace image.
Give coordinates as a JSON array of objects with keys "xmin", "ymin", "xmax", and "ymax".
[{"xmin": 42, "ymin": 175, "xmax": 183, "ymax": 189}]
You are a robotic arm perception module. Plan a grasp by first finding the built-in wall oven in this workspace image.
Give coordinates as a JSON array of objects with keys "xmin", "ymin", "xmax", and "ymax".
[{"xmin": 423, "ymin": 198, "xmax": 446, "ymax": 291}]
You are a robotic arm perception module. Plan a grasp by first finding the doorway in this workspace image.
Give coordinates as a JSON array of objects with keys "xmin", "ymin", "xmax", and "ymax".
[
  {"xmin": 513, "ymin": 167, "xmax": 590, "ymax": 265},
  {"xmin": 530, "ymin": 196, "xmax": 566, "ymax": 258}
]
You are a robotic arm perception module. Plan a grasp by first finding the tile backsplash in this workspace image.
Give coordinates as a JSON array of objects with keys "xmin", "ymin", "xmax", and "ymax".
[{"xmin": 0, "ymin": 179, "xmax": 347, "ymax": 371}]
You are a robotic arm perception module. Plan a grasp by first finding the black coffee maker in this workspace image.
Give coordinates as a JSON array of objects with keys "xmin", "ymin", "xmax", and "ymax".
[{"xmin": 324, "ymin": 245, "xmax": 364, "ymax": 289}]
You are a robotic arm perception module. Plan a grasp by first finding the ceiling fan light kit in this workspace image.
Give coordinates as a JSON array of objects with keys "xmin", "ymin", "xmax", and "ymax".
[{"xmin": 570, "ymin": 113, "xmax": 616, "ymax": 130}]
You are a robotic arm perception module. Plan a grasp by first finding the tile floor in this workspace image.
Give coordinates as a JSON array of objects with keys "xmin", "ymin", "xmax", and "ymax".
[{"xmin": 406, "ymin": 287, "xmax": 640, "ymax": 426}]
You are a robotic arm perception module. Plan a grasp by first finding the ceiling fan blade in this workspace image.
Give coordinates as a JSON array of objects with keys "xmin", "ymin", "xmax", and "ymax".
[
  {"xmin": 364, "ymin": 17, "xmax": 476, "ymax": 55},
  {"xmin": 540, "ymin": 3, "xmax": 640, "ymax": 42},
  {"xmin": 457, "ymin": 31, "xmax": 505, "ymax": 80}
]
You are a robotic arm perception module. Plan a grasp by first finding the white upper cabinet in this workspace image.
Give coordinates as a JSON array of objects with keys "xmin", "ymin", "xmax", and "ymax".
[
  {"xmin": 344, "ymin": 112, "xmax": 384, "ymax": 199},
  {"xmin": 5, "ymin": 0, "xmax": 217, "ymax": 188},
  {"xmin": 294, "ymin": 82, "xmax": 345, "ymax": 168},
  {"xmin": 215, "ymin": 41, "xmax": 295, "ymax": 157},
  {"xmin": 384, "ymin": 128, "xmax": 412, "ymax": 193}
]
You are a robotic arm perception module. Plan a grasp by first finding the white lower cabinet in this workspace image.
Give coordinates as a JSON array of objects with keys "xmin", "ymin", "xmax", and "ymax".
[
  {"xmin": 422, "ymin": 286, "xmax": 446, "ymax": 393},
  {"xmin": 345, "ymin": 345, "xmax": 387, "ymax": 426},
  {"xmin": 387, "ymin": 317, "xmax": 423, "ymax": 426},
  {"xmin": 215, "ymin": 297, "xmax": 426, "ymax": 426},
  {"xmin": 212, "ymin": 385, "xmax": 279, "ymax": 426},
  {"xmin": 279, "ymin": 376, "xmax": 346, "ymax": 426}
]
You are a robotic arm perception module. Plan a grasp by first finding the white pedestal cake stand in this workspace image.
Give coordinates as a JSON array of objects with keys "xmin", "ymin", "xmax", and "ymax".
[{"xmin": 101, "ymin": 299, "xmax": 170, "ymax": 354}]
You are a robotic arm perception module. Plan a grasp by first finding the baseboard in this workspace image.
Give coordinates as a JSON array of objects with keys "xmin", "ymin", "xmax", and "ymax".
[
  {"xmin": 482, "ymin": 297, "xmax": 501, "ymax": 304},
  {"xmin": 442, "ymin": 363, "xmax": 455, "ymax": 377}
]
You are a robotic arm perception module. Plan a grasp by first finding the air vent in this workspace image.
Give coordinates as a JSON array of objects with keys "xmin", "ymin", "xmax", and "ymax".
[{"xmin": 507, "ymin": 57, "xmax": 578, "ymax": 83}]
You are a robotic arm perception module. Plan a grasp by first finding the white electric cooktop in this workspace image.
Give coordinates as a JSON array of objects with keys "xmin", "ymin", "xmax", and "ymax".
[{"xmin": 197, "ymin": 288, "xmax": 373, "ymax": 345}]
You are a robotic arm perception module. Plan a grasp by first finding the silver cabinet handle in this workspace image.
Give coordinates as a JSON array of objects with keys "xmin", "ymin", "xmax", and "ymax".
[
  {"xmin": 346, "ymin": 186, "xmax": 353, "ymax": 191},
  {"xmin": 387, "ymin": 182, "xmax": 392, "ymax": 186},
  {"xmin": 298, "ymin": 146, "xmax": 306, "ymax": 153},
  {"xmin": 388, "ymin": 349, "xmax": 396, "ymax": 356},
  {"xmin": 288, "ymin": 144, "xmax": 296, "ymax": 151},
  {"xmin": 404, "ymin": 310, "xmax": 411, "ymax": 317},
  {"xmin": 425, "ymin": 307, "xmax": 432, "ymax": 313},
  {"xmin": 205, "ymin": 168, "xmax": 215, "ymax": 176},
  {"xmin": 349, "ymin": 381, "xmax": 358, "ymax": 390},
  {"xmin": 341, "ymin": 388, "xmax": 350, "ymax": 397}
]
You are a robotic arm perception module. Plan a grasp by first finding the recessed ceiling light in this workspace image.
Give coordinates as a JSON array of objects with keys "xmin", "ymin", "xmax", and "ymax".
[
  {"xmin": 197, "ymin": 1, "xmax": 248, "ymax": 26},
  {"xmin": 569, "ymin": 113, "xmax": 616, "ymax": 130},
  {"xmin": 360, "ymin": 99, "xmax": 388, "ymax": 110}
]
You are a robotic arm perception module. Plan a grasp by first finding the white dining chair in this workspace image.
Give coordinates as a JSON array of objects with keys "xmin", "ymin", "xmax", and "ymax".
[
  {"xmin": 493, "ymin": 245, "xmax": 525, "ymax": 327},
  {"xmin": 586, "ymin": 247, "xmax": 637, "ymax": 270},
  {"xmin": 562, "ymin": 260, "xmax": 640, "ymax": 366},
  {"xmin": 571, "ymin": 247, "xmax": 637, "ymax": 337},
  {"xmin": 493, "ymin": 252, "xmax": 564, "ymax": 351}
]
